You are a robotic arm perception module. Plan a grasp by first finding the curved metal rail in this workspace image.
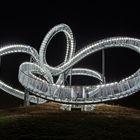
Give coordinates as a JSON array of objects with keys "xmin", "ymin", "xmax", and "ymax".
[{"xmin": 0, "ymin": 24, "xmax": 140, "ymax": 105}]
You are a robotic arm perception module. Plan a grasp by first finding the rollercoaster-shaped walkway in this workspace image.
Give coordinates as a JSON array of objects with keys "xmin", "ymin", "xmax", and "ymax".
[{"xmin": 0, "ymin": 24, "xmax": 140, "ymax": 105}]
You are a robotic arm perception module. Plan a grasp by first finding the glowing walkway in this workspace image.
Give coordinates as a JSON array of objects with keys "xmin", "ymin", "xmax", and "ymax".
[{"xmin": 0, "ymin": 24, "xmax": 140, "ymax": 105}]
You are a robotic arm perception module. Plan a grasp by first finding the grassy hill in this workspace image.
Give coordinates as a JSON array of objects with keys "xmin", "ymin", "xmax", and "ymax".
[{"xmin": 0, "ymin": 103, "xmax": 140, "ymax": 140}]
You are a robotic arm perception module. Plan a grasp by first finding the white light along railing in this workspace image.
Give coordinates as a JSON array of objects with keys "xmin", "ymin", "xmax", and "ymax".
[{"xmin": 0, "ymin": 24, "xmax": 139, "ymax": 105}]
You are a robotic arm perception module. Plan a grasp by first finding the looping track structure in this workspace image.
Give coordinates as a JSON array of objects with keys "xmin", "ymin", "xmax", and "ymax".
[{"xmin": 0, "ymin": 24, "xmax": 140, "ymax": 107}]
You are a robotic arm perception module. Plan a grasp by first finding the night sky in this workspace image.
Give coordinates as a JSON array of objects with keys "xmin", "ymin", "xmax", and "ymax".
[{"xmin": 0, "ymin": 1, "xmax": 140, "ymax": 109}]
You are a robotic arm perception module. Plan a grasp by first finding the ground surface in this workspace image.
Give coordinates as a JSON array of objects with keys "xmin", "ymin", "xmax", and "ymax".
[{"xmin": 0, "ymin": 103, "xmax": 140, "ymax": 140}]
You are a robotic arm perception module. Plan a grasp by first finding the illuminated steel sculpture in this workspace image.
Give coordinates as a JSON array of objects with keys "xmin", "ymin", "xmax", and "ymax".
[{"xmin": 0, "ymin": 24, "xmax": 140, "ymax": 111}]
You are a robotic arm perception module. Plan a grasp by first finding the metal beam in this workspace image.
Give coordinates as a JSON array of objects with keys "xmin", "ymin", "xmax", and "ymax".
[{"xmin": 102, "ymin": 49, "xmax": 106, "ymax": 84}]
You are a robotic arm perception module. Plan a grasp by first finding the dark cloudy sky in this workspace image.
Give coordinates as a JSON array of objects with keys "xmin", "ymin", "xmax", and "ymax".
[{"xmin": 0, "ymin": 1, "xmax": 140, "ymax": 109}]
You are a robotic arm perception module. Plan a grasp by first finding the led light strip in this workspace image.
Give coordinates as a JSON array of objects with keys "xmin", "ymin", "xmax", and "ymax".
[{"xmin": 0, "ymin": 24, "xmax": 140, "ymax": 105}]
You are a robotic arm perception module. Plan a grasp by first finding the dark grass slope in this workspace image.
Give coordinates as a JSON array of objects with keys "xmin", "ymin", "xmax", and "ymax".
[{"xmin": 0, "ymin": 103, "xmax": 140, "ymax": 140}]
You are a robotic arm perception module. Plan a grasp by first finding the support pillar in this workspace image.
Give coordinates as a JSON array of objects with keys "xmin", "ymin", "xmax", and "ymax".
[
  {"xmin": 102, "ymin": 49, "xmax": 106, "ymax": 84},
  {"xmin": 23, "ymin": 56, "xmax": 33, "ymax": 107},
  {"xmin": 0, "ymin": 56, "xmax": 1, "ymax": 66},
  {"xmin": 24, "ymin": 89, "xmax": 30, "ymax": 106},
  {"xmin": 69, "ymin": 68, "xmax": 72, "ymax": 86}
]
